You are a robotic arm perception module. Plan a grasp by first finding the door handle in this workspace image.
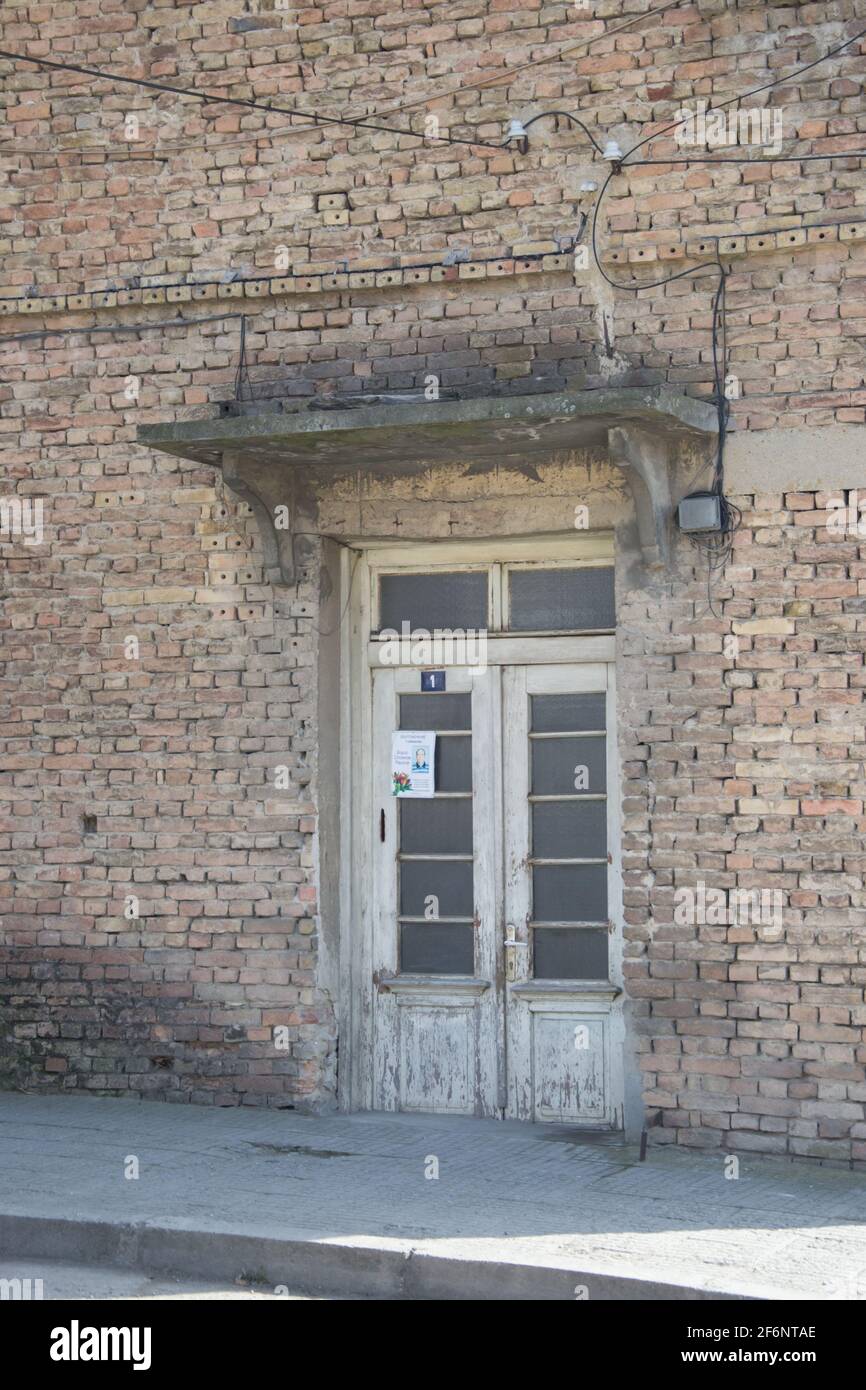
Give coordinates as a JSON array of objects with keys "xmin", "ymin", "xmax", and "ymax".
[{"xmin": 504, "ymin": 924, "xmax": 528, "ymax": 982}]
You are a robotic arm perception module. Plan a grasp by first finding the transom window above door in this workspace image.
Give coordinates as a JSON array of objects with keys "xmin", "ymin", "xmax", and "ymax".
[{"xmin": 375, "ymin": 562, "xmax": 615, "ymax": 636}]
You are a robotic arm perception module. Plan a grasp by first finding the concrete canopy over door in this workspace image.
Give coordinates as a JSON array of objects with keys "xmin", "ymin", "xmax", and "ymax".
[{"xmin": 138, "ymin": 386, "xmax": 719, "ymax": 580}]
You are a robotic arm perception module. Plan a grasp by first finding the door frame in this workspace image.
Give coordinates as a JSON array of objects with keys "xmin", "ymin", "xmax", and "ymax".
[{"xmin": 337, "ymin": 533, "xmax": 621, "ymax": 1115}]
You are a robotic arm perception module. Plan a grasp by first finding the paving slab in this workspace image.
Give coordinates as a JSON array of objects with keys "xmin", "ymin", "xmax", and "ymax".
[{"xmin": 0, "ymin": 1094, "xmax": 865, "ymax": 1300}]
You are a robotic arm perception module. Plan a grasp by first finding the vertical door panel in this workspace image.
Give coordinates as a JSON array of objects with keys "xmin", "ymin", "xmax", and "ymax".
[
  {"xmin": 371, "ymin": 667, "xmax": 501, "ymax": 1116},
  {"xmin": 503, "ymin": 664, "xmax": 623, "ymax": 1127}
]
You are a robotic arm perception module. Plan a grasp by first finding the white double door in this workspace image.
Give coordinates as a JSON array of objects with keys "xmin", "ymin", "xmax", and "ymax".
[{"xmin": 370, "ymin": 658, "xmax": 623, "ymax": 1126}]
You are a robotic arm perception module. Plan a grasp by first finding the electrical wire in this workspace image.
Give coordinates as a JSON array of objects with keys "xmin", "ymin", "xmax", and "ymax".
[
  {"xmin": 624, "ymin": 23, "xmax": 866, "ymax": 161},
  {"xmin": 518, "ymin": 110, "xmax": 603, "ymax": 155},
  {"xmin": 2, "ymin": 7, "xmax": 690, "ymax": 158},
  {"xmin": 3, "ymin": 12, "xmax": 860, "ymax": 618},
  {"xmin": 2, "ymin": 12, "xmax": 861, "ymax": 163},
  {"xmin": 623, "ymin": 149, "xmax": 866, "ymax": 166},
  {"xmin": 363, "ymin": 0, "xmax": 694, "ymax": 118},
  {"xmin": 362, "ymin": 7, "xmax": 865, "ymax": 160},
  {"xmin": 0, "ymin": 311, "xmax": 244, "ymax": 346},
  {"xmin": 0, "ymin": 48, "xmax": 507, "ymax": 153},
  {"xmin": 588, "ymin": 21, "xmax": 866, "ymax": 340},
  {"xmin": 2, "ymin": 17, "xmax": 861, "ymax": 168},
  {"xmin": 3, "ymin": 126, "xmax": 865, "ymax": 163},
  {"xmin": 580, "ymin": 17, "xmax": 866, "ymax": 614},
  {"xmin": 688, "ymin": 253, "xmax": 741, "ymax": 619}
]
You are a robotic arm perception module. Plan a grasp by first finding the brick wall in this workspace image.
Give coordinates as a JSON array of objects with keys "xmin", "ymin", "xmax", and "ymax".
[
  {"xmin": 1, "ymin": 1, "xmax": 865, "ymax": 1144},
  {"xmin": 1, "ymin": 0, "xmax": 864, "ymax": 421},
  {"xmin": 622, "ymin": 489, "xmax": 866, "ymax": 1163}
]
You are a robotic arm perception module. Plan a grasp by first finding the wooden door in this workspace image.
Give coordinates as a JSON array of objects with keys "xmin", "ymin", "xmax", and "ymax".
[
  {"xmin": 370, "ymin": 665, "xmax": 503, "ymax": 1116},
  {"xmin": 502, "ymin": 663, "xmax": 623, "ymax": 1126},
  {"xmin": 369, "ymin": 659, "xmax": 622, "ymax": 1126}
]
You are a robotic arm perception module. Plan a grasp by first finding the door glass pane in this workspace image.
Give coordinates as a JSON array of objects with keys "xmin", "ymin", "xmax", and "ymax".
[
  {"xmin": 532, "ymin": 801, "xmax": 607, "ymax": 860},
  {"xmin": 533, "ymin": 928, "xmax": 608, "ymax": 980},
  {"xmin": 401, "ymin": 799, "xmax": 473, "ymax": 855},
  {"xmin": 509, "ymin": 566, "xmax": 614, "ymax": 631},
  {"xmin": 396, "ymin": 688, "xmax": 474, "ymax": 976},
  {"xmin": 533, "ymin": 864, "xmax": 607, "ymax": 922},
  {"xmin": 531, "ymin": 692, "xmax": 606, "ymax": 733},
  {"xmin": 400, "ymin": 859, "xmax": 473, "ymax": 918},
  {"xmin": 435, "ymin": 736, "xmax": 472, "ymax": 792},
  {"xmin": 400, "ymin": 693, "xmax": 471, "ymax": 731},
  {"xmin": 527, "ymin": 678, "xmax": 610, "ymax": 981},
  {"xmin": 401, "ymin": 923, "xmax": 474, "ymax": 975},
  {"xmin": 380, "ymin": 571, "xmax": 487, "ymax": 632},
  {"xmin": 531, "ymin": 736, "xmax": 606, "ymax": 795}
]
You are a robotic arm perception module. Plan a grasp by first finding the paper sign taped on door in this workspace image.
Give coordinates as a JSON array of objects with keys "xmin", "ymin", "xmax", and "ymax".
[{"xmin": 392, "ymin": 730, "xmax": 436, "ymax": 798}]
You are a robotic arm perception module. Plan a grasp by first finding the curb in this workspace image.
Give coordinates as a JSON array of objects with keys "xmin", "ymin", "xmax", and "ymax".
[{"xmin": 0, "ymin": 1213, "xmax": 749, "ymax": 1301}]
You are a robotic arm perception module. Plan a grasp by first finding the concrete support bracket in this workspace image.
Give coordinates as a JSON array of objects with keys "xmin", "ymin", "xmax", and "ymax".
[
  {"xmin": 607, "ymin": 425, "xmax": 673, "ymax": 569},
  {"xmin": 222, "ymin": 452, "xmax": 296, "ymax": 586}
]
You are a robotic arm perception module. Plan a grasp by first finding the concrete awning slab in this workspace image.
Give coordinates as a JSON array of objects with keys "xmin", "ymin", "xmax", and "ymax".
[
  {"xmin": 137, "ymin": 387, "xmax": 718, "ymax": 582},
  {"xmin": 138, "ymin": 386, "xmax": 717, "ymax": 475}
]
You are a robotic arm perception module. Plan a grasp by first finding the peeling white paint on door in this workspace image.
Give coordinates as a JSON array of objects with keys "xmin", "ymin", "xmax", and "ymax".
[{"xmin": 344, "ymin": 540, "xmax": 625, "ymax": 1129}]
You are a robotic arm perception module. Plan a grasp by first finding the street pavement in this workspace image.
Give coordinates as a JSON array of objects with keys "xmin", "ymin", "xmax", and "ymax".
[{"xmin": 0, "ymin": 1094, "xmax": 864, "ymax": 1299}]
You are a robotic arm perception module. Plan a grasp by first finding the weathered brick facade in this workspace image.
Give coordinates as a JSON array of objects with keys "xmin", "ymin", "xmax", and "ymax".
[
  {"xmin": 620, "ymin": 489, "xmax": 866, "ymax": 1162},
  {"xmin": 1, "ymin": 1, "xmax": 865, "ymax": 1160}
]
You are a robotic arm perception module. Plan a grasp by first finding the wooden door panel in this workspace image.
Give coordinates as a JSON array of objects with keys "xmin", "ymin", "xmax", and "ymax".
[
  {"xmin": 503, "ymin": 664, "xmax": 623, "ymax": 1128},
  {"xmin": 397, "ymin": 997, "xmax": 476, "ymax": 1114},
  {"xmin": 531, "ymin": 1008, "xmax": 608, "ymax": 1123},
  {"xmin": 371, "ymin": 667, "xmax": 501, "ymax": 1116}
]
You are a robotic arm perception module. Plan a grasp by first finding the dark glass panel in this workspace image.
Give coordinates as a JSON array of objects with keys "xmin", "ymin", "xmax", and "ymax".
[
  {"xmin": 400, "ymin": 693, "xmax": 472, "ymax": 731},
  {"xmin": 531, "ymin": 692, "xmax": 606, "ymax": 733},
  {"xmin": 401, "ymin": 923, "xmax": 475, "ymax": 975},
  {"xmin": 401, "ymin": 798, "xmax": 473, "ymax": 855},
  {"xmin": 532, "ymin": 863, "xmax": 607, "ymax": 922},
  {"xmin": 533, "ymin": 927, "xmax": 608, "ymax": 980},
  {"xmin": 436, "ymin": 736, "xmax": 472, "ymax": 792},
  {"xmin": 509, "ymin": 566, "xmax": 614, "ymax": 632},
  {"xmin": 532, "ymin": 801, "xmax": 607, "ymax": 860},
  {"xmin": 399, "ymin": 859, "xmax": 473, "ymax": 918},
  {"xmin": 380, "ymin": 571, "xmax": 487, "ymax": 632},
  {"xmin": 531, "ymin": 736, "xmax": 606, "ymax": 795}
]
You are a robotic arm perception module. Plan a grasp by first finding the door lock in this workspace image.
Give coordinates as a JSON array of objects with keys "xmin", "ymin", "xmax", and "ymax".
[{"xmin": 504, "ymin": 923, "xmax": 528, "ymax": 982}]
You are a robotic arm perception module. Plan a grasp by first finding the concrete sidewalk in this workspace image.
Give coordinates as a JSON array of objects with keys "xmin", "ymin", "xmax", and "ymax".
[{"xmin": 0, "ymin": 1094, "xmax": 864, "ymax": 1300}]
